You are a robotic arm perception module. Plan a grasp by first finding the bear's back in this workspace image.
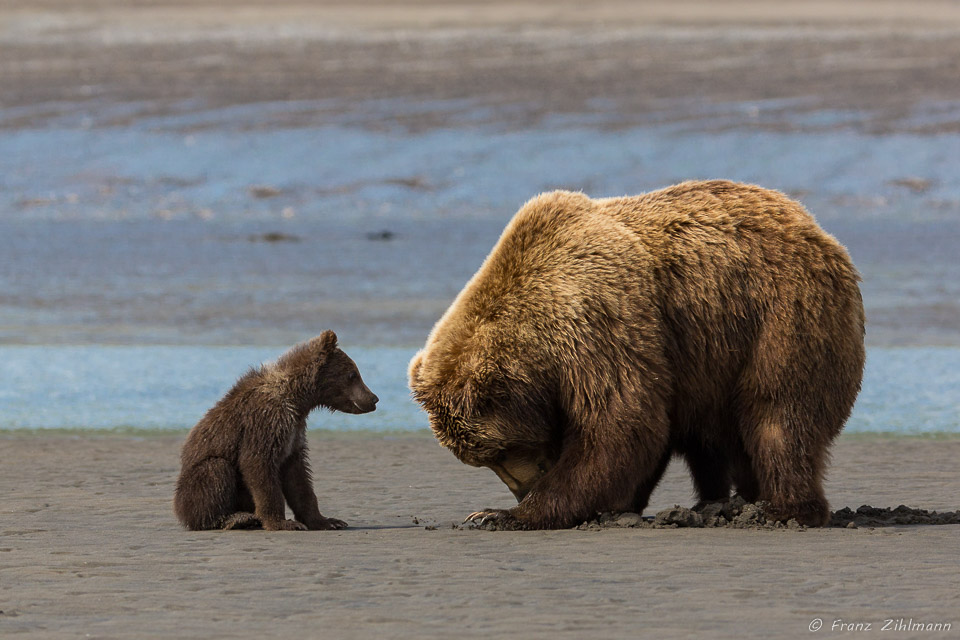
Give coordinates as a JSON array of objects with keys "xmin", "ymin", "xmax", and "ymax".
[
  {"xmin": 463, "ymin": 180, "xmax": 858, "ymax": 319},
  {"xmin": 598, "ymin": 180, "xmax": 844, "ymax": 262},
  {"xmin": 597, "ymin": 180, "xmax": 863, "ymax": 405},
  {"xmin": 180, "ymin": 367, "xmax": 287, "ymax": 466},
  {"xmin": 418, "ymin": 181, "xmax": 863, "ymax": 407},
  {"xmin": 594, "ymin": 180, "xmax": 861, "ymax": 327}
]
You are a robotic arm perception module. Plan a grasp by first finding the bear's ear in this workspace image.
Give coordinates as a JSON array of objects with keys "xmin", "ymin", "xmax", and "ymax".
[
  {"xmin": 408, "ymin": 351, "xmax": 424, "ymax": 387},
  {"xmin": 317, "ymin": 330, "xmax": 338, "ymax": 353},
  {"xmin": 450, "ymin": 358, "xmax": 495, "ymax": 416}
]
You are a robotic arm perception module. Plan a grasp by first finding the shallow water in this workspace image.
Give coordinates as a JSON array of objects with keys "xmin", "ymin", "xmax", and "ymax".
[
  {"xmin": 4, "ymin": 110, "xmax": 960, "ymax": 224},
  {"xmin": 2, "ymin": 99, "xmax": 959, "ymax": 433},
  {"xmin": 2, "ymin": 115, "xmax": 960, "ymax": 347},
  {"xmin": 0, "ymin": 345, "xmax": 956, "ymax": 434}
]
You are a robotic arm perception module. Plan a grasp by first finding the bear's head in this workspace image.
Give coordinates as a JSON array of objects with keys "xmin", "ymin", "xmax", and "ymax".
[
  {"xmin": 281, "ymin": 330, "xmax": 379, "ymax": 415},
  {"xmin": 409, "ymin": 344, "xmax": 561, "ymax": 502}
]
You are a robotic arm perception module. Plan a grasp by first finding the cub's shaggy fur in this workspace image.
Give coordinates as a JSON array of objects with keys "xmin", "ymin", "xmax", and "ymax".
[
  {"xmin": 174, "ymin": 331, "xmax": 378, "ymax": 531},
  {"xmin": 410, "ymin": 180, "xmax": 865, "ymax": 529}
]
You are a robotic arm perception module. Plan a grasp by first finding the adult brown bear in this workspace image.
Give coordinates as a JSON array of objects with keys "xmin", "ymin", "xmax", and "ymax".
[{"xmin": 409, "ymin": 180, "xmax": 865, "ymax": 529}]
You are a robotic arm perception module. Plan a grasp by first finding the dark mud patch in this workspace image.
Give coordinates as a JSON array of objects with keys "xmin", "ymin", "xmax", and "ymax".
[
  {"xmin": 829, "ymin": 505, "xmax": 960, "ymax": 528},
  {"xmin": 576, "ymin": 497, "xmax": 807, "ymax": 531},
  {"xmin": 887, "ymin": 177, "xmax": 935, "ymax": 193},
  {"xmin": 248, "ymin": 185, "xmax": 283, "ymax": 199},
  {"xmin": 382, "ymin": 176, "xmax": 434, "ymax": 191},
  {"xmin": 247, "ymin": 231, "xmax": 301, "ymax": 243},
  {"xmin": 365, "ymin": 229, "xmax": 396, "ymax": 241},
  {"xmin": 461, "ymin": 497, "xmax": 960, "ymax": 531}
]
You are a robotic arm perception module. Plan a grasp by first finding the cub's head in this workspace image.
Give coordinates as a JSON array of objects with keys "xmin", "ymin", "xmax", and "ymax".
[
  {"xmin": 408, "ymin": 347, "xmax": 560, "ymax": 502},
  {"xmin": 284, "ymin": 331, "xmax": 379, "ymax": 414}
]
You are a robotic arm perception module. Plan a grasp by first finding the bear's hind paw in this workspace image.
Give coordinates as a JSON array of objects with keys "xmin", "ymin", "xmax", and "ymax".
[
  {"xmin": 263, "ymin": 518, "xmax": 308, "ymax": 531},
  {"xmin": 220, "ymin": 512, "xmax": 262, "ymax": 530}
]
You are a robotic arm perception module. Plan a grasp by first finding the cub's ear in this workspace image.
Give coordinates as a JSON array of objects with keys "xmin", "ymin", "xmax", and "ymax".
[{"xmin": 317, "ymin": 330, "xmax": 338, "ymax": 352}]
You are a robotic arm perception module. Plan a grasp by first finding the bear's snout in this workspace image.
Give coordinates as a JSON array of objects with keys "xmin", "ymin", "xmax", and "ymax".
[{"xmin": 350, "ymin": 386, "xmax": 379, "ymax": 414}]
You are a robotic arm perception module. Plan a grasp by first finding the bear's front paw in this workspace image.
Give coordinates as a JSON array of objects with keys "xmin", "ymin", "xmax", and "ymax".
[
  {"xmin": 464, "ymin": 509, "xmax": 527, "ymax": 531},
  {"xmin": 308, "ymin": 517, "xmax": 348, "ymax": 530},
  {"xmin": 265, "ymin": 518, "xmax": 308, "ymax": 531}
]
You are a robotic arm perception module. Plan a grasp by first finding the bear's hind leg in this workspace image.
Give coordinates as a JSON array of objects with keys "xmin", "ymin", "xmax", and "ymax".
[
  {"xmin": 630, "ymin": 449, "xmax": 672, "ymax": 515},
  {"xmin": 173, "ymin": 457, "xmax": 240, "ymax": 530},
  {"xmin": 218, "ymin": 481, "xmax": 262, "ymax": 529},
  {"xmin": 742, "ymin": 407, "xmax": 830, "ymax": 526},
  {"xmin": 682, "ymin": 442, "xmax": 732, "ymax": 509},
  {"xmin": 236, "ymin": 480, "xmax": 256, "ymax": 512},
  {"xmin": 730, "ymin": 447, "xmax": 760, "ymax": 503}
]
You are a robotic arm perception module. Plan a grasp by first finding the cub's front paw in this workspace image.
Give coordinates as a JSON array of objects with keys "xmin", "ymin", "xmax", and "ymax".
[
  {"xmin": 265, "ymin": 518, "xmax": 308, "ymax": 531},
  {"xmin": 464, "ymin": 509, "xmax": 527, "ymax": 531}
]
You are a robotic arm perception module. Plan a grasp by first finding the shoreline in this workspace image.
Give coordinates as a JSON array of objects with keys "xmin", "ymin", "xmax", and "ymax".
[{"xmin": 3, "ymin": 427, "xmax": 960, "ymax": 439}]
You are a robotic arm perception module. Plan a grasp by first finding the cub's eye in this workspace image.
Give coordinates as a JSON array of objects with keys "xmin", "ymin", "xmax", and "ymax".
[
  {"xmin": 348, "ymin": 371, "xmax": 358, "ymax": 382},
  {"xmin": 536, "ymin": 462, "xmax": 547, "ymax": 475}
]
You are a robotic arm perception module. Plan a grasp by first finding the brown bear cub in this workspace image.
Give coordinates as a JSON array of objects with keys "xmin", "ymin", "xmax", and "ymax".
[
  {"xmin": 174, "ymin": 331, "xmax": 378, "ymax": 531},
  {"xmin": 410, "ymin": 180, "xmax": 865, "ymax": 530}
]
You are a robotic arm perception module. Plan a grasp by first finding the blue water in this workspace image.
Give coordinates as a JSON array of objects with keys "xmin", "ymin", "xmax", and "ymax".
[
  {"xmin": 4, "ymin": 119, "xmax": 960, "ymax": 224},
  {"xmin": 0, "ymin": 346, "xmax": 956, "ymax": 434},
  {"xmin": 2, "ymin": 99, "xmax": 959, "ymax": 435},
  {"xmin": 0, "ymin": 345, "xmax": 417, "ymax": 432},
  {"xmin": 2, "ymin": 109, "xmax": 959, "ymax": 349}
]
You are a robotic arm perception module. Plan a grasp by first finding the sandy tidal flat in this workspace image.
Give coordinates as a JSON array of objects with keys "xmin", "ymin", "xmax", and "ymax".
[{"xmin": 1, "ymin": 432, "xmax": 958, "ymax": 638}]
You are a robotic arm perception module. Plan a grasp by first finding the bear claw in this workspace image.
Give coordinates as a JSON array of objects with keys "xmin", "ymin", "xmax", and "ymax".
[{"xmin": 465, "ymin": 509, "xmax": 524, "ymax": 530}]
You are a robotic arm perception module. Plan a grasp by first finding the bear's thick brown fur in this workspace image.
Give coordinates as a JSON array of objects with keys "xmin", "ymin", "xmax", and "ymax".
[
  {"xmin": 409, "ymin": 180, "xmax": 865, "ymax": 529},
  {"xmin": 174, "ymin": 331, "xmax": 378, "ymax": 531}
]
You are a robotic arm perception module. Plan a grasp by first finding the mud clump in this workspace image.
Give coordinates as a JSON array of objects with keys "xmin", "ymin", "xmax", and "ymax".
[
  {"xmin": 573, "ymin": 500, "xmax": 960, "ymax": 532},
  {"xmin": 654, "ymin": 506, "xmax": 703, "ymax": 528},
  {"xmin": 575, "ymin": 498, "xmax": 804, "ymax": 531},
  {"xmin": 829, "ymin": 505, "xmax": 960, "ymax": 528},
  {"xmin": 460, "ymin": 500, "xmax": 960, "ymax": 531}
]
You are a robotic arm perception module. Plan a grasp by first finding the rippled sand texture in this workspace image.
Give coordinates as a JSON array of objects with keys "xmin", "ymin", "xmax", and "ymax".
[{"xmin": 1, "ymin": 433, "xmax": 958, "ymax": 638}]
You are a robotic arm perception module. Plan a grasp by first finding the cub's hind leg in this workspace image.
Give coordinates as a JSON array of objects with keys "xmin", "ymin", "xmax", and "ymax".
[
  {"xmin": 173, "ymin": 457, "xmax": 241, "ymax": 531},
  {"xmin": 220, "ymin": 482, "xmax": 261, "ymax": 529},
  {"xmin": 221, "ymin": 512, "xmax": 261, "ymax": 530}
]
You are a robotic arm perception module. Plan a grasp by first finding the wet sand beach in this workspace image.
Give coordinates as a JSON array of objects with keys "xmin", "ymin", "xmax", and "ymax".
[
  {"xmin": 5, "ymin": 0, "xmax": 960, "ymax": 132},
  {"xmin": 2, "ymin": 1, "xmax": 960, "ymax": 637},
  {"xmin": 1, "ymin": 433, "xmax": 959, "ymax": 638}
]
